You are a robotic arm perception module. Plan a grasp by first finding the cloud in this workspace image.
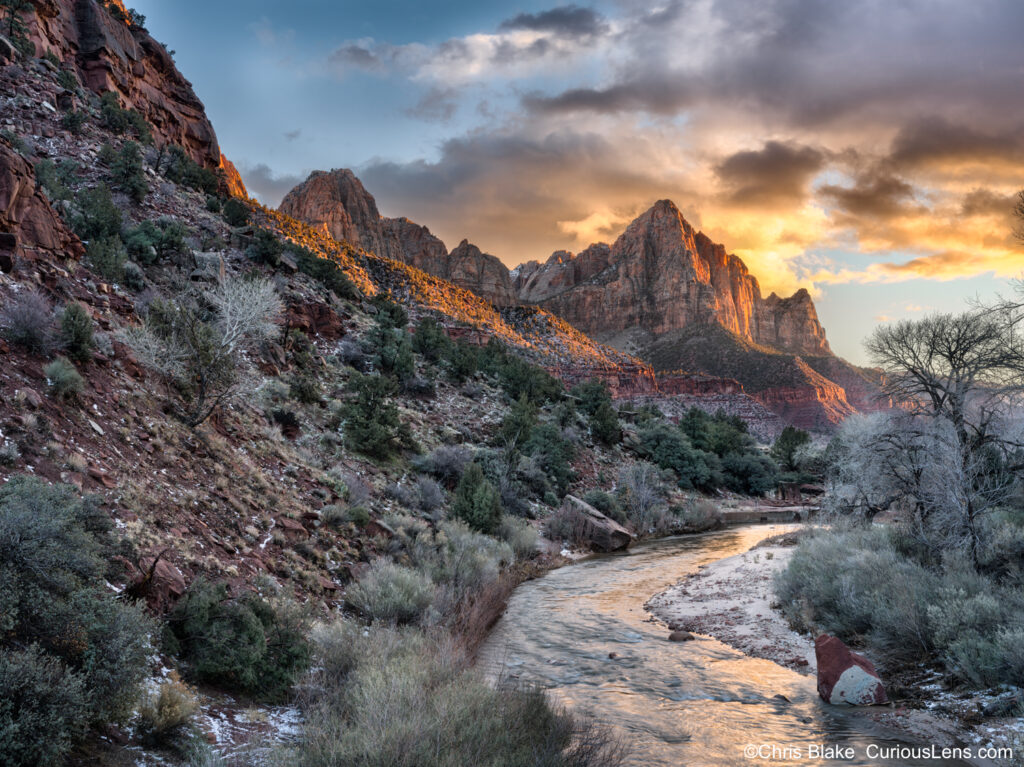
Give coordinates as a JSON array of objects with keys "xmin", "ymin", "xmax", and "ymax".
[
  {"xmin": 715, "ymin": 141, "xmax": 826, "ymax": 207},
  {"xmin": 405, "ymin": 87, "xmax": 459, "ymax": 123},
  {"xmin": 498, "ymin": 5, "xmax": 609, "ymax": 39},
  {"xmin": 284, "ymin": 129, "xmax": 301, "ymax": 142},
  {"xmin": 239, "ymin": 163, "xmax": 305, "ymax": 206},
  {"xmin": 819, "ymin": 170, "xmax": 920, "ymax": 220}
]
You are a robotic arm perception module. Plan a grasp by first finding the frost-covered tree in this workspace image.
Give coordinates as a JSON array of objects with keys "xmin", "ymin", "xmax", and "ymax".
[{"xmin": 124, "ymin": 275, "xmax": 281, "ymax": 426}]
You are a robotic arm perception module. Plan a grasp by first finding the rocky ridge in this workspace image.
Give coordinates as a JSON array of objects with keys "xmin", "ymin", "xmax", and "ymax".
[
  {"xmin": 16, "ymin": 0, "xmax": 243, "ymax": 192},
  {"xmin": 278, "ymin": 171, "xmax": 881, "ymax": 430}
]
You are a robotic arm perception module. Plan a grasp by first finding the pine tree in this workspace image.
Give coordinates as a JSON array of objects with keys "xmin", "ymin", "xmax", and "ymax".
[
  {"xmin": 450, "ymin": 463, "xmax": 502, "ymax": 534},
  {"xmin": 590, "ymin": 399, "xmax": 621, "ymax": 445},
  {"xmin": 342, "ymin": 374, "xmax": 404, "ymax": 459}
]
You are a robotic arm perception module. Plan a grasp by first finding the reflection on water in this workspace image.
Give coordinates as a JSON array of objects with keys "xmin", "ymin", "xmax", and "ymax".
[{"xmin": 478, "ymin": 526, "xmax": 969, "ymax": 767}]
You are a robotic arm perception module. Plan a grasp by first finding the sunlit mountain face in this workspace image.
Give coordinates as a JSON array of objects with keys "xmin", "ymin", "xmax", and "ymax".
[{"xmin": 135, "ymin": 0, "xmax": 1024, "ymax": 362}]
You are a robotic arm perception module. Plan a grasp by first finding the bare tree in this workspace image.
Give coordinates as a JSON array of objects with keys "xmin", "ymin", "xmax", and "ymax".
[
  {"xmin": 123, "ymin": 275, "xmax": 281, "ymax": 426},
  {"xmin": 1014, "ymin": 189, "xmax": 1024, "ymax": 243},
  {"xmin": 858, "ymin": 307, "xmax": 1024, "ymax": 563}
]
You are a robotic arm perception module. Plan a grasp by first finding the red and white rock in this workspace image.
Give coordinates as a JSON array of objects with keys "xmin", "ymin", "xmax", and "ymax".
[{"xmin": 815, "ymin": 634, "xmax": 888, "ymax": 706}]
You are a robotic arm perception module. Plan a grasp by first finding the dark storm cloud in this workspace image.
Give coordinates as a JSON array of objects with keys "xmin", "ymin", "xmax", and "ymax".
[
  {"xmin": 715, "ymin": 141, "xmax": 826, "ymax": 207},
  {"xmin": 240, "ymin": 163, "xmax": 306, "ymax": 206},
  {"xmin": 328, "ymin": 43, "xmax": 382, "ymax": 71},
  {"xmin": 819, "ymin": 170, "xmax": 919, "ymax": 220},
  {"xmin": 524, "ymin": 80, "xmax": 693, "ymax": 115},
  {"xmin": 524, "ymin": 0, "xmax": 1024, "ymax": 130},
  {"xmin": 498, "ymin": 5, "xmax": 608, "ymax": 39},
  {"xmin": 889, "ymin": 119, "xmax": 1024, "ymax": 169},
  {"xmin": 960, "ymin": 189, "xmax": 1018, "ymax": 218}
]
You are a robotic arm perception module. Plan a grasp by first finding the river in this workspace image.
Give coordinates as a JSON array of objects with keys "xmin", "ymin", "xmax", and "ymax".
[{"xmin": 478, "ymin": 524, "xmax": 971, "ymax": 767}]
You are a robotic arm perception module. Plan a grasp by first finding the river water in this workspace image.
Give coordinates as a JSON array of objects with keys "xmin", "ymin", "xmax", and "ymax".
[{"xmin": 478, "ymin": 524, "xmax": 970, "ymax": 767}]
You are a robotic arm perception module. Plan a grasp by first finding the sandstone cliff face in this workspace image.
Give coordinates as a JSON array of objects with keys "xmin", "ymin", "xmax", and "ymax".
[
  {"xmin": 20, "ymin": 0, "xmax": 243, "ymax": 192},
  {"xmin": 516, "ymin": 200, "xmax": 829, "ymax": 356},
  {"xmin": 0, "ymin": 137, "xmax": 83, "ymax": 269},
  {"xmin": 279, "ymin": 169, "xmax": 518, "ymax": 306}
]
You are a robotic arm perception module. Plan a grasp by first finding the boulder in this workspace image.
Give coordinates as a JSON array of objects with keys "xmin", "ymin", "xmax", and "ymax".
[
  {"xmin": 815, "ymin": 634, "xmax": 888, "ymax": 706},
  {"xmin": 668, "ymin": 630, "xmax": 695, "ymax": 642},
  {"xmin": 560, "ymin": 495, "xmax": 632, "ymax": 552}
]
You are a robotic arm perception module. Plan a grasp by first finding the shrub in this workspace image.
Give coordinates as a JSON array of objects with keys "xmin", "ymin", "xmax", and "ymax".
[
  {"xmin": 290, "ymin": 243, "xmax": 361, "ymax": 300},
  {"xmin": 160, "ymin": 145, "xmax": 219, "ymax": 194},
  {"xmin": 247, "ymin": 228, "xmax": 283, "ymax": 266},
  {"xmin": 123, "ymin": 218, "xmax": 188, "ymax": 265},
  {"xmin": 111, "ymin": 140, "xmax": 148, "ymax": 202},
  {"xmin": 412, "ymin": 444, "xmax": 473, "ymax": 487},
  {"xmin": 445, "ymin": 339, "xmax": 479, "ymax": 382},
  {"xmin": 222, "ymin": 197, "xmax": 250, "ymax": 226},
  {"xmin": 772, "ymin": 426, "xmax": 812, "ymax": 471},
  {"xmin": 590, "ymin": 399, "xmax": 621, "ymax": 445},
  {"xmin": 0, "ymin": 476, "xmax": 153, "ymax": 734},
  {"xmin": 60, "ymin": 302, "xmax": 94, "ymax": 362},
  {"xmin": 44, "ymin": 356, "xmax": 84, "ymax": 399},
  {"xmin": 34, "ymin": 158, "xmax": 71, "ymax": 201},
  {"xmin": 342, "ymin": 373, "xmax": 412, "ymax": 458},
  {"xmin": 544, "ymin": 503, "xmax": 591, "ymax": 546},
  {"xmin": 72, "ymin": 183, "xmax": 122, "ymax": 240},
  {"xmin": 136, "ymin": 671, "xmax": 198, "ymax": 744},
  {"xmin": 672, "ymin": 499, "xmax": 723, "ymax": 532},
  {"xmin": 123, "ymin": 276, "xmax": 282, "ymax": 426},
  {"xmin": 498, "ymin": 516, "xmax": 538, "ymax": 559},
  {"xmin": 721, "ymin": 452, "xmax": 778, "ymax": 495},
  {"xmin": 292, "ymin": 621, "xmax": 624, "ymax": 767},
  {"xmin": 634, "ymin": 421, "xmax": 718, "ymax": 491},
  {"xmin": 0, "ymin": 289, "xmax": 55, "ymax": 353},
  {"xmin": 450, "ymin": 462, "xmax": 502, "ymax": 534},
  {"xmin": 499, "ymin": 393, "xmax": 538, "ymax": 449},
  {"xmin": 0, "ymin": 646, "xmax": 89, "ymax": 767},
  {"xmin": 582, "ymin": 489, "xmax": 625, "ymax": 523},
  {"xmin": 86, "ymin": 234, "xmax": 127, "ymax": 281},
  {"xmin": 99, "ymin": 91, "xmax": 151, "ymax": 142},
  {"xmin": 617, "ymin": 462, "xmax": 668, "ymax": 532},
  {"xmin": 166, "ymin": 579, "xmax": 311, "ymax": 700},
  {"xmin": 57, "ymin": 67, "xmax": 79, "ymax": 92},
  {"xmin": 412, "ymin": 315, "xmax": 451, "ymax": 361},
  {"xmin": 345, "ymin": 559, "xmax": 436, "ymax": 625},
  {"xmin": 524, "ymin": 423, "xmax": 576, "ymax": 497}
]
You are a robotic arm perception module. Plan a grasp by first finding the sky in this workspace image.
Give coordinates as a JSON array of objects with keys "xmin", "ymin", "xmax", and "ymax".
[{"xmin": 131, "ymin": 0, "xmax": 1024, "ymax": 363}]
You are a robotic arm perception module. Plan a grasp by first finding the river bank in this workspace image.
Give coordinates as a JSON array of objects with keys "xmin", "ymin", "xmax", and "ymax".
[{"xmin": 645, "ymin": 531, "xmax": 1022, "ymax": 766}]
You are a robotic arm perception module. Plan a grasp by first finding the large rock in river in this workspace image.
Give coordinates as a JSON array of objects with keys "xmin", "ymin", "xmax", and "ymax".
[
  {"xmin": 560, "ymin": 495, "xmax": 633, "ymax": 552},
  {"xmin": 815, "ymin": 634, "xmax": 888, "ymax": 706}
]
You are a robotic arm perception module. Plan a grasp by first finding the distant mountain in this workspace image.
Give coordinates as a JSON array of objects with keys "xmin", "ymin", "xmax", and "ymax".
[{"xmin": 279, "ymin": 171, "xmax": 884, "ymax": 430}]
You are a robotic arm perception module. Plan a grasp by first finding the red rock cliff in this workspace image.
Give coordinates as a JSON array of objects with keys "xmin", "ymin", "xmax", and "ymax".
[{"xmin": 19, "ymin": 0, "xmax": 245, "ymax": 194}]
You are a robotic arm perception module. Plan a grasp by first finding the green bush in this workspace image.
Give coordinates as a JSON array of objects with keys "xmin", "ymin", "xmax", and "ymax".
[
  {"xmin": 290, "ymin": 243, "xmax": 360, "ymax": 300},
  {"xmin": 772, "ymin": 426, "xmax": 812, "ymax": 472},
  {"xmin": 60, "ymin": 302, "xmax": 94, "ymax": 362},
  {"xmin": 166, "ymin": 579, "xmax": 311, "ymax": 700},
  {"xmin": 123, "ymin": 218, "xmax": 188, "ymax": 265},
  {"xmin": 44, "ymin": 356, "xmax": 84, "ymax": 399},
  {"xmin": 161, "ymin": 145, "xmax": 219, "ymax": 194},
  {"xmin": 247, "ymin": 228, "xmax": 284, "ymax": 266},
  {"xmin": 86, "ymin": 234, "xmax": 127, "ymax": 281},
  {"xmin": 721, "ymin": 452, "xmax": 778, "ymax": 495},
  {"xmin": 412, "ymin": 315, "xmax": 451, "ymax": 362},
  {"xmin": 451, "ymin": 462, "xmax": 502, "ymax": 534},
  {"xmin": 635, "ymin": 421, "xmax": 718, "ymax": 491},
  {"xmin": 582, "ymin": 489, "xmax": 625, "ymax": 523},
  {"xmin": 590, "ymin": 399, "xmax": 621, "ymax": 445},
  {"xmin": 342, "ymin": 373, "xmax": 412, "ymax": 459},
  {"xmin": 524, "ymin": 423, "xmax": 575, "ymax": 497},
  {"xmin": 481, "ymin": 341, "xmax": 563, "ymax": 404},
  {"xmin": 34, "ymin": 158, "xmax": 71, "ymax": 201},
  {"xmin": 345, "ymin": 559, "xmax": 436, "ymax": 625},
  {"xmin": 111, "ymin": 140, "xmax": 148, "ymax": 202},
  {"xmin": 499, "ymin": 393, "xmax": 537, "ymax": 449},
  {"xmin": 72, "ymin": 183, "xmax": 122, "ymax": 241},
  {"xmin": 222, "ymin": 197, "xmax": 250, "ymax": 226},
  {"xmin": 0, "ymin": 476, "xmax": 153, "ymax": 734},
  {"xmin": 0, "ymin": 646, "xmax": 89, "ymax": 767},
  {"xmin": 445, "ymin": 339, "xmax": 479, "ymax": 382},
  {"xmin": 99, "ymin": 91, "xmax": 151, "ymax": 142}
]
